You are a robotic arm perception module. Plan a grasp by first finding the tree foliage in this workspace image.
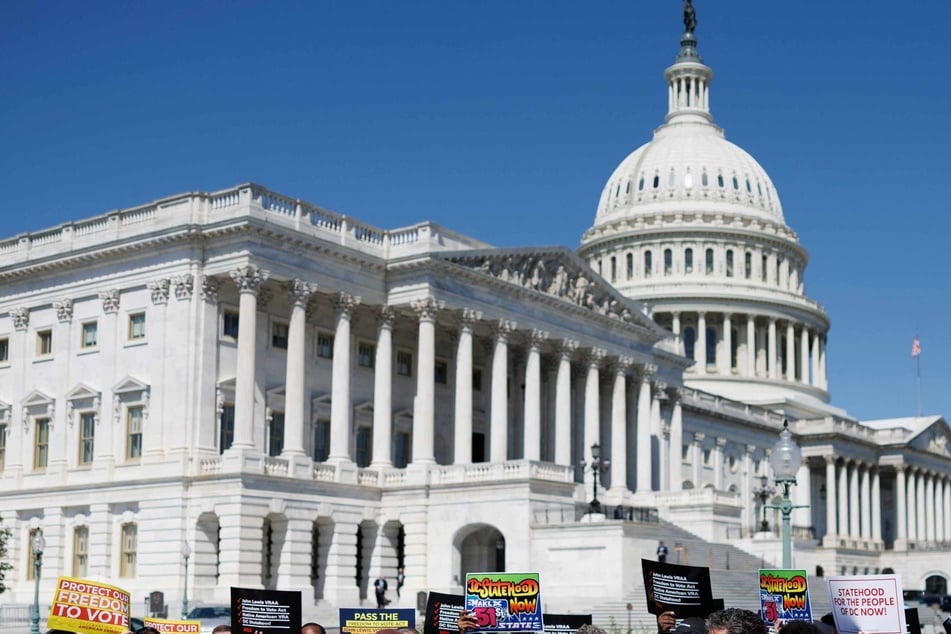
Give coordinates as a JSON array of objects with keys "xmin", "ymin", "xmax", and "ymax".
[{"xmin": 0, "ymin": 517, "xmax": 13, "ymax": 594}]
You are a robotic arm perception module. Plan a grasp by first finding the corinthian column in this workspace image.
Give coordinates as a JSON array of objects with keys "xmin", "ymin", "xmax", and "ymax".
[
  {"xmin": 669, "ymin": 390, "xmax": 684, "ymax": 492},
  {"xmin": 609, "ymin": 358, "xmax": 632, "ymax": 493},
  {"xmin": 490, "ymin": 320, "xmax": 516, "ymax": 462},
  {"xmin": 453, "ymin": 310, "xmax": 481, "ymax": 465},
  {"xmin": 523, "ymin": 329, "xmax": 548, "ymax": 462},
  {"xmin": 825, "ymin": 457, "xmax": 838, "ymax": 539},
  {"xmin": 412, "ymin": 298, "xmax": 443, "ymax": 464},
  {"xmin": 282, "ymin": 279, "xmax": 317, "ymax": 457},
  {"xmin": 371, "ymin": 307, "xmax": 396, "ymax": 468},
  {"xmin": 554, "ymin": 340, "xmax": 578, "ymax": 466},
  {"xmin": 583, "ymin": 349, "xmax": 606, "ymax": 481},
  {"xmin": 329, "ymin": 293, "xmax": 360, "ymax": 462},
  {"xmin": 895, "ymin": 465, "xmax": 907, "ymax": 543},
  {"xmin": 636, "ymin": 364, "xmax": 656, "ymax": 493},
  {"xmin": 229, "ymin": 265, "xmax": 269, "ymax": 450}
]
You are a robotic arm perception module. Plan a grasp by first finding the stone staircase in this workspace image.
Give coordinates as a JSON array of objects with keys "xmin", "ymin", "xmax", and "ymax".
[{"xmin": 589, "ymin": 519, "xmax": 832, "ymax": 632}]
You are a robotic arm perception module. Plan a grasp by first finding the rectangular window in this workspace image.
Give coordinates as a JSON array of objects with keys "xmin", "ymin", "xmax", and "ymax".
[
  {"xmin": 394, "ymin": 432, "xmax": 410, "ymax": 468},
  {"xmin": 34, "ymin": 418, "xmax": 50, "ymax": 469},
  {"xmin": 312, "ymin": 419, "xmax": 330, "ymax": 462},
  {"xmin": 610, "ymin": 256, "xmax": 617, "ymax": 283},
  {"xmin": 271, "ymin": 322, "xmax": 289, "ymax": 349},
  {"xmin": 626, "ymin": 253, "xmax": 634, "ymax": 279},
  {"xmin": 37, "ymin": 329, "xmax": 53, "ymax": 356},
  {"xmin": 726, "ymin": 250, "xmax": 734, "ymax": 278},
  {"xmin": 396, "ymin": 351, "xmax": 413, "ymax": 377},
  {"xmin": 0, "ymin": 337, "xmax": 9, "ymax": 362},
  {"xmin": 81, "ymin": 321, "xmax": 98, "ymax": 348},
  {"xmin": 316, "ymin": 332, "xmax": 334, "ymax": 359},
  {"xmin": 222, "ymin": 310, "xmax": 240, "ymax": 339},
  {"xmin": 703, "ymin": 448, "xmax": 712, "ymax": 465},
  {"xmin": 126, "ymin": 406, "xmax": 143, "ymax": 460},
  {"xmin": 762, "ymin": 255, "xmax": 768, "ymax": 282},
  {"xmin": 358, "ymin": 342, "xmax": 375, "ymax": 368},
  {"xmin": 119, "ymin": 523, "xmax": 137, "ymax": 578},
  {"xmin": 705, "ymin": 248, "xmax": 715, "ymax": 275},
  {"xmin": 434, "ymin": 360, "xmax": 448, "ymax": 385},
  {"xmin": 73, "ymin": 526, "xmax": 89, "ymax": 577},
  {"xmin": 128, "ymin": 313, "xmax": 146, "ymax": 340},
  {"xmin": 745, "ymin": 252, "xmax": 753, "ymax": 279},
  {"xmin": 472, "ymin": 368, "xmax": 483, "ymax": 392},
  {"xmin": 355, "ymin": 426, "xmax": 371, "ymax": 468},
  {"xmin": 219, "ymin": 405, "xmax": 235, "ymax": 454},
  {"xmin": 268, "ymin": 412, "xmax": 284, "ymax": 457},
  {"xmin": 0, "ymin": 424, "xmax": 6, "ymax": 471},
  {"xmin": 644, "ymin": 251, "xmax": 653, "ymax": 277},
  {"xmin": 682, "ymin": 444, "xmax": 690, "ymax": 461},
  {"xmin": 79, "ymin": 412, "xmax": 95, "ymax": 465},
  {"xmin": 664, "ymin": 249, "xmax": 673, "ymax": 275}
]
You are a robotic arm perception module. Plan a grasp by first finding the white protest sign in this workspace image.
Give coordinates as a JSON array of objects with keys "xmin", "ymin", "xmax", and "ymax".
[{"xmin": 826, "ymin": 575, "xmax": 905, "ymax": 634}]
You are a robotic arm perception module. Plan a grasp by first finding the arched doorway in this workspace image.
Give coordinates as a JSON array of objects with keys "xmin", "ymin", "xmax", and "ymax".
[
  {"xmin": 925, "ymin": 574, "xmax": 947, "ymax": 595},
  {"xmin": 456, "ymin": 525, "xmax": 505, "ymax": 582}
]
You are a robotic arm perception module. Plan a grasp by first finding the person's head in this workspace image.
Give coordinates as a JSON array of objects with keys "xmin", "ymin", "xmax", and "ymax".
[
  {"xmin": 135, "ymin": 628, "xmax": 162, "ymax": 634},
  {"xmin": 576, "ymin": 625, "xmax": 607, "ymax": 634},
  {"xmin": 659, "ymin": 541, "xmax": 665, "ymax": 545},
  {"xmin": 212, "ymin": 625, "xmax": 231, "ymax": 634},
  {"xmin": 706, "ymin": 609, "xmax": 768, "ymax": 634},
  {"xmin": 779, "ymin": 621, "xmax": 823, "ymax": 634},
  {"xmin": 396, "ymin": 629, "xmax": 419, "ymax": 634},
  {"xmin": 302, "ymin": 622, "xmax": 326, "ymax": 634},
  {"xmin": 672, "ymin": 617, "xmax": 708, "ymax": 634}
]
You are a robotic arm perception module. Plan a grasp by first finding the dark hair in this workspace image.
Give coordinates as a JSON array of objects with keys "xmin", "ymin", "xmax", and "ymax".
[
  {"xmin": 135, "ymin": 628, "xmax": 163, "ymax": 634},
  {"xmin": 780, "ymin": 621, "xmax": 824, "ymax": 634},
  {"xmin": 302, "ymin": 623, "xmax": 326, "ymax": 634},
  {"xmin": 212, "ymin": 626, "xmax": 232, "ymax": 634},
  {"xmin": 706, "ymin": 609, "xmax": 768, "ymax": 634}
]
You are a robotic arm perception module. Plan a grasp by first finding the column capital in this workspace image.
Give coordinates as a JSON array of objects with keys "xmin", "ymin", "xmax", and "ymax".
[
  {"xmin": 557, "ymin": 338, "xmax": 579, "ymax": 359},
  {"xmin": 613, "ymin": 355, "xmax": 634, "ymax": 375},
  {"xmin": 693, "ymin": 432, "xmax": 705, "ymax": 443},
  {"xmin": 230, "ymin": 264, "xmax": 269, "ymax": 294},
  {"xmin": 584, "ymin": 347, "xmax": 607, "ymax": 368},
  {"xmin": 639, "ymin": 362, "xmax": 658, "ymax": 381},
  {"xmin": 823, "ymin": 455, "xmax": 838, "ymax": 466},
  {"xmin": 491, "ymin": 319, "xmax": 518, "ymax": 342},
  {"xmin": 11, "ymin": 306, "xmax": 30, "ymax": 330},
  {"xmin": 457, "ymin": 308, "xmax": 482, "ymax": 331},
  {"xmin": 99, "ymin": 289, "xmax": 120, "ymax": 314},
  {"xmin": 377, "ymin": 305, "xmax": 397, "ymax": 330},
  {"xmin": 200, "ymin": 276, "xmax": 220, "ymax": 303},
  {"xmin": 671, "ymin": 386, "xmax": 688, "ymax": 403},
  {"xmin": 746, "ymin": 444, "xmax": 757, "ymax": 456},
  {"xmin": 412, "ymin": 297, "xmax": 445, "ymax": 322},
  {"xmin": 286, "ymin": 279, "xmax": 318, "ymax": 307},
  {"xmin": 527, "ymin": 329, "xmax": 549, "ymax": 350},
  {"xmin": 173, "ymin": 274, "xmax": 194, "ymax": 300},
  {"xmin": 653, "ymin": 380, "xmax": 668, "ymax": 397},
  {"xmin": 148, "ymin": 279, "xmax": 170, "ymax": 305},
  {"xmin": 54, "ymin": 298, "xmax": 74, "ymax": 322},
  {"xmin": 334, "ymin": 292, "xmax": 362, "ymax": 317},
  {"xmin": 716, "ymin": 437, "xmax": 727, "ymax": 448}
]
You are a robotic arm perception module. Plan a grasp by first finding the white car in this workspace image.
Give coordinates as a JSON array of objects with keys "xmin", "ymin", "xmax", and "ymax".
[{"xmin": 186, "ymin": 604, "xmax": 232, "ymax": 634}]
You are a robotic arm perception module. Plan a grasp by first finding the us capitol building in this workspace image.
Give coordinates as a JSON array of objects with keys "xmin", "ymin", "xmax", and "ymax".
[{"xmin": 1, "ymin": 5, "xmax": 949, "ymax": 621}]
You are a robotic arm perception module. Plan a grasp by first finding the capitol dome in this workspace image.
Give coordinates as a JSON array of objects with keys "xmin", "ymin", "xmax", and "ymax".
[
  {"xmin": 578, "ymin": 24, "xmax": 837, "ymax": 419},
  {"xmin": 594, "ymin": 31, "xmax": 784, "ymax": 229}
]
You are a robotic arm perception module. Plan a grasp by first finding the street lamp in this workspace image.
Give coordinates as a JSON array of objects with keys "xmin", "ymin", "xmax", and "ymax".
[
  {"xmin": 767, "ymin": 419, "xmax": 805, "ymax": 568},
  {"xmin": 580, "ymin": 443, "xmax": 610, "ymax": 514},
  {"xmin": 30, "ymin": 530, "xmax": 46, "ymax": 634},
  {"xmin": 752, "ymin": 475, "xmax": 776, "ymax": 532},
  {"xmin": 181, "ymin": 541, "xmax": 192, "ymax": 619}
]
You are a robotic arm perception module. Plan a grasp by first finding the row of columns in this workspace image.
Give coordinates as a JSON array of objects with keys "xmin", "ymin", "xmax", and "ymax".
[
  {"xmin": 823, "ymin": 458, "xmax": 882, "ymax": 542},
  {"xmin": 227, "ymin": 265, "xmax": 680, "ymax": 495},
  {"xmin": 893, "ymin": 465, "xmax": 951, "ymax": 544},
  {"xmin": 665, "ymin": 311, "xmax": 827, "ymax": 389}
]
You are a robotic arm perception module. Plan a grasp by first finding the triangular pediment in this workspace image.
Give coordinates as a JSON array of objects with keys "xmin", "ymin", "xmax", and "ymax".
[
  {"xmin": 112, "ymin": 376, "xmax": 149, "ymax": 394},
  {"xmin": 354, "ymin": 401, "xmax": 373, "ymax": 414},
  {"xmin": 21, "ymin": 390, "xmax": 54, "ymax": 408},
  {"xmin": 0, "ymin": 399, "xmax": 11, "ymax": 413},
  {"xmin": 217, "ymin": 377, "xmax": 236, "ymax": 390},
  {"xmin": 438, "ymin": 246, "xmax": 665, "ymax": 336},
  {"xmin": 311, "ymin": 393, "xmax": 332, "ymax": 419},
  {"xmin": 909, "ymin": 417, "xmax": 951, "ymax": 457},
  {"xmin": 65, "ymin": 383, "xmax": 101, "ymax": 402},
  {"xmin": 394, "ymin": 408, "xmax": 413, "ymax": 422}
]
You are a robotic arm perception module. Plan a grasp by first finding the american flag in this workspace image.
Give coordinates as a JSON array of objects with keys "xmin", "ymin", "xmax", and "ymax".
[{"xmin": 911, "ymin": 336, "xmax": 921, "ymax": 358}]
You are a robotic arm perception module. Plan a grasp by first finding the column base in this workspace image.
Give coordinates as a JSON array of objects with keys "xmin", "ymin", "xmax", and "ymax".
[{"xmin": 821, "ymin": 534, "xmax": 839, "ymax": 548}]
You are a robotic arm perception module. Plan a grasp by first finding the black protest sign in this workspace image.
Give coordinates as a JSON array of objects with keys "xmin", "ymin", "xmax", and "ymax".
[
  {"xmin": 642, "ymin": 559, "xmax": 714, "ymax": 617},
  {"xmin": 424, "ymin": 592, "xmax": 466, "ymax": 634},
  {"xmin": 231, "ymin": 587, "xmax": 301, "ymax": 634},
  {"xmin": 542, "ymin": 613, "xmax": 592, "ymax": 634}
]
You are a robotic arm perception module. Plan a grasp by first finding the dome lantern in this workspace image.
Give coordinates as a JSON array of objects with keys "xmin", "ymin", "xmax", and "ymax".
[{"xmin": 664, "ymin": 2, "xmax": 714, "ymax": 124}]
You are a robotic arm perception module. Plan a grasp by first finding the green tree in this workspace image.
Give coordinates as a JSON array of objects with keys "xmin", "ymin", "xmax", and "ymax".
[{"xmin": 0, "ymin": 517, "xmax": 13, "ymax": 593}]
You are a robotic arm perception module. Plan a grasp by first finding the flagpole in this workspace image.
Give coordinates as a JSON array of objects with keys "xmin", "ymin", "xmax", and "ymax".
[{"xmin": 916, "ymin": 351, "xmax": 921, "ymax": 418}]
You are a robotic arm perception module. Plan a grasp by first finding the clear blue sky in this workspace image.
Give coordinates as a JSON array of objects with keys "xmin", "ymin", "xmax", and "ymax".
[{"xmin": 3, "ymin": 1, "xmax": 949, "ymax": 422}]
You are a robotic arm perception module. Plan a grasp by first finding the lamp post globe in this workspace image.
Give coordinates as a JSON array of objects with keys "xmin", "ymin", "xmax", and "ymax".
[
  {"xmin": 30, "ymin": 530, "xmax": 46, "ymax": 634},
  {"xmin": 769, "ymin": 420, "xmax": 802, "ymax": 568}
]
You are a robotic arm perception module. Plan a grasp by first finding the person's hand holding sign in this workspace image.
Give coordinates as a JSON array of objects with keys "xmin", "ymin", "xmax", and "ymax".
[{"xmin": 458, "ymin": 609, "xmax": 480, "ymax": 633}]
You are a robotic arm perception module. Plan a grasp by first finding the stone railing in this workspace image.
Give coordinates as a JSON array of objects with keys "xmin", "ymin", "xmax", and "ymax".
[
  {"xmin": 429, "ymin": 460, "xmax": 575, "ymax": 485},
  {"xmin": 199, "ymin": 457, "xmax": 222, "ymax": 474},
  {"xmin": 651, "ymin": 487, "xmax": 742, "ymax": 507},
  {"xmin": 681, "ymin": 387, "xmax": 787, "ymax": 428},
  {"xmin": 0, "ymin": 183, "xmax": 490, "ymax": 268},
  {"xmin": 263, "ymin": 457, "xmax": 289, "ymax": 476},
  {"xmin": 356, "ymin": 467, "xmax": 407, "ymax": 487},
  {"xmin": 313, "ymin": 463, "xmax": 336, "ymax": 482}
]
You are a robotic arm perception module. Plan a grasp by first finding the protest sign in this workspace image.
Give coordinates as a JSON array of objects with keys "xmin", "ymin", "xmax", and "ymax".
[
  {"xmin": 759, "ymin": 569, "xmax": 812, "ymax": 625},
  {"xmin": 425, "ymin": 591, "xmax": 466, "ymax": 634},
  {"xmin": 339, "ymin": 608, "xmax": 416, "ymax": 634},
  {"xmin": 642, "ymin": 559, "xmax": 714, "ymax": 618},
  {"xmin": 465, "ymin": 572, "xmax": 544, "ymax": 631},
  {"xmin": 542, "ymin": 613, "xmax": 592, "ymax": 634},
  {"xmin": 47, "ymin": 576, "xmax": 132, "ymax": 634},
  {"xmin": 424, "ymin": 591, "xmax": 587, "ymax": 634},
  {"xmin": 231, "ymin": 587, "xmax": 301, "ymax": 634},
  {"xmin": 904, "ymin": 608, "xmax": 921, "ymax": 634},
  {"xmin": 143, "ymin": 618, "xmax": 202, "ymax": 633},
  {"xmin": 826, "ymin": 575, "xmax": 905, "ymax": 634}
]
